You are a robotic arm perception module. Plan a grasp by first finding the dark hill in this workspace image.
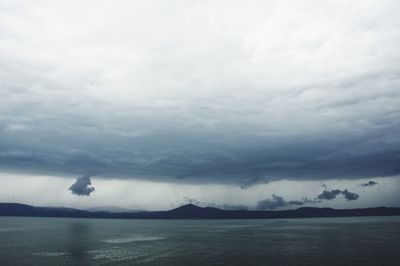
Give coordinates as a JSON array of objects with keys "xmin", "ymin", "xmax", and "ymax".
[
  {"xmin": 1, "ymin": 203, "xmax": 400, "ymax": 219},
  {"xmin": 168, "ymin": 204, "xmax": 223, "ymax": 218}
]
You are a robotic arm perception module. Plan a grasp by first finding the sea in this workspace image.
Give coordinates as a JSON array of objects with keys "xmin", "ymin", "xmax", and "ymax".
[{"xmin": 0, "ymin": 216, "xmax": 399, "ymax": 265}]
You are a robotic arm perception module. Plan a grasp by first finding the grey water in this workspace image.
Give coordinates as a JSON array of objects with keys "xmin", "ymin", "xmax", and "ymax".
[{"xmin": 0, "ymin": 216, "xmax": 399, "ymax": 266}]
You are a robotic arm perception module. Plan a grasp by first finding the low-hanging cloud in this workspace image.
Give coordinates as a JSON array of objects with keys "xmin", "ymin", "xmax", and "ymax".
[
  {"xmin": 256, "ymin": 195, "xmax": 320, "ymax": 210},
  {"xmin": 317, "ymin": 189, "xmax": 342, "ymax": 200},
  {"xmin": 257, "ymin": 194, "xmax": 287, "ymax": 210},
  {"xmin": 258, "ymin": 187, "xmax": 361, "ymax": 210},
  {"xmin": 341, "ymin": 189, "xmax": 359, "ymax": 201},
  {"xmin": 360, "ymin": 181, "xmax": 378, "ymax": 187},
  {"xmin": 317, "ymin": 189, "xmax": 359, "ymax": 201},
  {"xmin": 287, "ymin": 200, "xmax": 304, "ymax": 206},
  {"xmin": 69, "ymin": 176, "xmax": 95, "ymax": 196}
]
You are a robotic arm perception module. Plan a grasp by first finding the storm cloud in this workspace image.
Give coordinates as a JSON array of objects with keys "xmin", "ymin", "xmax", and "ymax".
[
  {"xmin": 317, "ymin": 189, "xmax": 359, "ymax": 201},
  {"xmin": 0, "ymin": 0, "xmax": 399, "ymax": 186},
  {"xmin": 69, "ymin": 176, "xmax": 95, "ymax": 196}
]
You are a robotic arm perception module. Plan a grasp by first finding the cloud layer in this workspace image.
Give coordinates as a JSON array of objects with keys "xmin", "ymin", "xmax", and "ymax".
[{"xmin": 0, "ymin": 1, "xmax": 400, "ymax": 185}]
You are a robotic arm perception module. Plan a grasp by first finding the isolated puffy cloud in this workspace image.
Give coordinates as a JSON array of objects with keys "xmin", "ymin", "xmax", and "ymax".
[
  {"xmin": 0, "ymin": 1, "xmax": 399, "ymax": 184},
  {"xmin": 69, "ymin": 176, "xmax": 95, "ymax": 196}
]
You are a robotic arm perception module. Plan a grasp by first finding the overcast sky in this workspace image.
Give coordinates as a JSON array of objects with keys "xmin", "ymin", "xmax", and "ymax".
[{"xmin": 0, "ymin": 0, "xmax": 399, "ymax": 210}]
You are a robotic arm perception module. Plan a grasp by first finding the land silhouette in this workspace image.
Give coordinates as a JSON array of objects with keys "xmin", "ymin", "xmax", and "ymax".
[{"xmin": 1, "ymin": 203, "xmax": 400, "ymax": 219}]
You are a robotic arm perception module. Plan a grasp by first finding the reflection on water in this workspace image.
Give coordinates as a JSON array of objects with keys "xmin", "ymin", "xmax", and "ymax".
[
  {"xmin": 65, "ymin": 221, "xmax": 91, "ymax": 264},
  {"xmin": 0, "ymin": 216, "xmax": 399, "ymax": 265}
]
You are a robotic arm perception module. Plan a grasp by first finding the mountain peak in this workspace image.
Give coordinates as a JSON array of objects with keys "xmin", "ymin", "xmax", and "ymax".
[
  {"xmin": 167, "ymin": 204, "xmax": 223, "ymax": 218},
  {"xmin": 171, "ymin": 204, "xmax": 203, "ymax": 211}
]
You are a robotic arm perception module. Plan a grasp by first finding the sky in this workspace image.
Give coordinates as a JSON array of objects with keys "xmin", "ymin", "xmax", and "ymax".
[{"xmin": 0, "ymin": 0, "xmax": 399, "ymax": 211}]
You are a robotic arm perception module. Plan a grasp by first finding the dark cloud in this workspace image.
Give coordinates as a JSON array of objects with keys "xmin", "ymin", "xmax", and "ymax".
[
  {"xmin": 257, "ymin": 194, "xmax": 286, "ymax": 210},
  {"xmin": 360, "ymin": 181, "xmax": 378, "ymax": 187},
  {"xmin": 317, "ymin": 189, "xmax": 342, "ymax": 200},
  {"xmin": 257, "ymin": 188, "xmax": 360, "ymax": 210},
  {"xmin": 341, "ymin": 189, "xmax": 359, "ymax": 201},
  {"xmin": 69, "ymin": 176, "xmax": 95, "ymax": 196},
  {"xmin": 1, "ymin": 139, "xmax": 399, "ymax": 184},
  {"xmin": 317, "ymin": 189, "xmax": 359, "ymax": 201},
  {"xmin": 256, "ymin": 195, "xmax": 320, "ymax": 210}
]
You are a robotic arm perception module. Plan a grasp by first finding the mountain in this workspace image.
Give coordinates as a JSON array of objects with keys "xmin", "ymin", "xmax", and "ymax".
[
  {"xmin": 1, "ymin": 203, "xmax": 400, "ymax": 219},
  {"xmin": 167, "ymin": 204, "xmax": 223, "ymax": 218}
]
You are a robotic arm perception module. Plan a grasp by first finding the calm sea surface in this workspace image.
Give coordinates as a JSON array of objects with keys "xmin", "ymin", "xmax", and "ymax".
[{"xmin": 0, "ymin": 216, "xmax": 399, "ymax": 265}]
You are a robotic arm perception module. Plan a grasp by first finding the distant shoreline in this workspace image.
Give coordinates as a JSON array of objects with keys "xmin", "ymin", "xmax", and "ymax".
[{"xmin": 1, "ymin": 203, "xmax": 400, "ymax": 220}]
